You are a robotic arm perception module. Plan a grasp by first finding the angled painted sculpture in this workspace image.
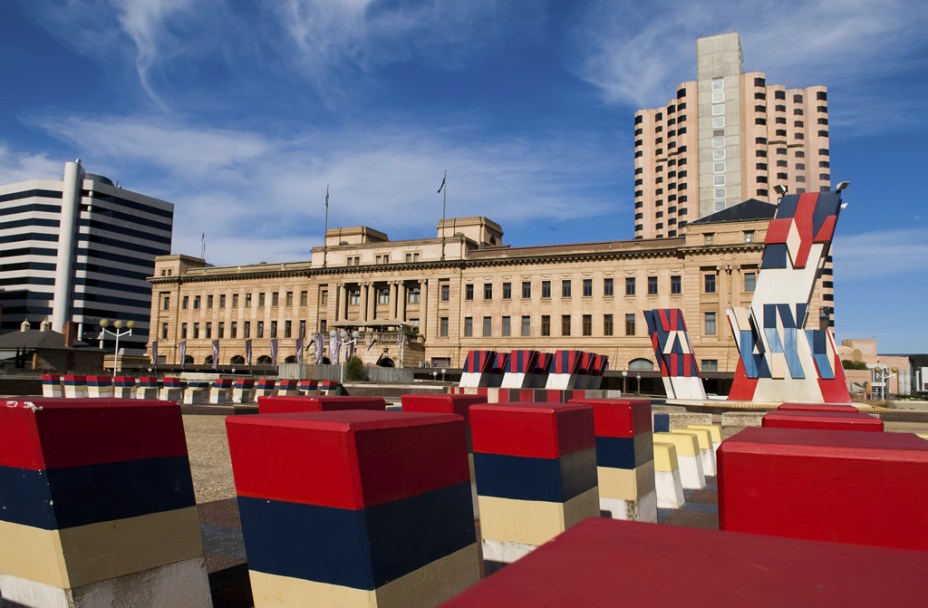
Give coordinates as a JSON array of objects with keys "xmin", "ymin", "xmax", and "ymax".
[
  {"xmin": 726, "ymin": 190, "xmax": 851, "ymax": 403},
  {"xmin": 644, "ymin": 308, "xmax": 707, "ymax": 401}
]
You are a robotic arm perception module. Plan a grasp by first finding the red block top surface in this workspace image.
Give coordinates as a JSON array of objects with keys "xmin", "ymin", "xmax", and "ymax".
[
  {"xmin": 718, "ymin": 428, "xmax": 928, "ymax": 550},
  {"xmin": 0, "ymin": 398, "xmax": 188, "ymax": 470},
  {"xmin": 257, "ymin": 395, "xmax": 386, "ymax": 414},
  {"xmin": 226, "ymin": 410, "xmax": 469, "ymax": 510},
  {"xmin": 469, "ymin": 402, "xmax": 594, "ymax": 459},
  {"xmin": 568, "ymin": 398, "xmax": 652, "ymax": 438},
  {"xmin": 441, "ymin": 518, "xmax": 928, "ymax": 607},
  {"xmin": 762, "ymin": 410, "xmax": 883, "ymax": 432},
  {"xmin": 778, "ymin": 402, "xmax": 859, "ymax": 413},
  {"xmin": 401, "ymin": 394, "xmax": 487, "ymax": 420}
]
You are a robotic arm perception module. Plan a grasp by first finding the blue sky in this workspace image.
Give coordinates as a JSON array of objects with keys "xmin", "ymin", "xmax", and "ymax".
[{"xmin": 2, "ymin": 1, "xmax": 928, "ymax": 352}]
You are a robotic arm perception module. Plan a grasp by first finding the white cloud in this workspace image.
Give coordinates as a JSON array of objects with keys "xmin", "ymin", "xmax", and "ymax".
[
  {"xmin": 834, "ymin": 228, "xmax": 928, "ymax": 281},
  {"xmin": 0, "ymin": 146, "xmax": 64, "ymax": 184},
  {"xmin": 574, "ymin": 0, "xmax": 928, "ymax": 126},
  {"xmin": 24, "ymin": 115, "xmax": 619, "ymax": 266}
]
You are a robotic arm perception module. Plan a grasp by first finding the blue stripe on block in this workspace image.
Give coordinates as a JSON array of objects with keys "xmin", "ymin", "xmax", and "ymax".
[
  {"xmin": 239, "ymin": 482, "xmax": 474, "ymax": 590},
  {"xmin": 595, "ymin": 434, "xmax": 653, "ymax": 470},
  {"xmin": 473, "ymin": 450, "xmax": 596, "ymax": 503},
  {"xmin": 653, "ymin": 413, "xmax": 669, "ymax": 433},
  {"xmin": 0, "ymin": 457, "xmax": 196, "ymax": 530}
]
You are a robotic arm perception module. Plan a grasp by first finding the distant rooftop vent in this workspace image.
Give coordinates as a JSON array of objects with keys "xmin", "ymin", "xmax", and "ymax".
[{"xmin": 20, "ymin": 319, "xmax": 31, "ymax": 332}]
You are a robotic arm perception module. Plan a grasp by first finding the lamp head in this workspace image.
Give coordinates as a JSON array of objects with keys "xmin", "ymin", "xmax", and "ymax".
[
  {"xmin": 773, "ymin": 184, "xmax": 788, "ymax": 196},
  {"xmin": 127, "ymin": 320, "xmax": 136, "ymax": 329},
  {"xmin": 835, "ymin": 180, "xmax": 849, "ymax": 192},
  {"xmin": 351, "ymin": 330, "xmax": 360, "ymax": 339},
  {"xmin": 113, "ymin": 320, "xmax": 123, "ymax": 329},
  {"xmin": 329, "ymin": 329, "xmax": 337, "ymax": 338},
  {"xmin": 99, "ymin": 319, "xmax": 109, "ymax": 328}
]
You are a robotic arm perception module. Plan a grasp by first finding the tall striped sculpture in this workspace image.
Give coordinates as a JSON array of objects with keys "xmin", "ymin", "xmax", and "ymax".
[
  {"xmin": 727, "ymin": 190, "xmax": 851, "ymax": 403},
  {"xmin": 644, "ymin": 309, "xmax": 707, "ymax": 401},
  {"xmin": 226, "ymin": 410, "xmax": 479, "ymax": 607},
  {"xmin": 545, "ymin": 350, "xmax": 583, "ymax": 390},
  {"xmin": 459, "ymin": 350, "xmax": 498, "ymax": 388},
  {"xmin": 501, "ymin": 350, "xmax": 540, "ymax": 388},
  {"xmin": 0, "ymin": 398, "xmax": 210, "ymax": 607},
  {"xmin": 470, "ymin": 402, "xmax": 599, "ymax": 568}
]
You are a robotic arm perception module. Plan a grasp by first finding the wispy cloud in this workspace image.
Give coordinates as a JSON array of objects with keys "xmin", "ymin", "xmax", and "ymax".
[
  {"xmin": 0, "ymin": 146, "xmax": 64, "ymax": 184},
  {"xmin": 573, "ymin": 0, "xmax": 928, "ymax": 130},
  {"xmin": 22, "ymin": 114, "xmax": 619, "ymax": 265},
  {"xmin": 834, "ymin": 228, "xmax": 928, "ymax": 281}
]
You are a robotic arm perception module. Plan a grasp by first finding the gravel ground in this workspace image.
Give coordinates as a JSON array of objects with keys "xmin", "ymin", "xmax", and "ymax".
[{"xmin": 183, "ymin": 415, "xmax": 237, "ymax": 503}]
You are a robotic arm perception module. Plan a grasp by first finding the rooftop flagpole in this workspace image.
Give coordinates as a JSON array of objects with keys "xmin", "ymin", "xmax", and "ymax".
[
  {"xmin": 323, "ymin": 185, "xmax": 329, "ymax": 268},
  {"xmin": 438, "ymin": 170, "xmax": 447, "ymax": 261},
  {"xmin": 200, "ymin": 230, "xmax": 206, "ymax": 259}
]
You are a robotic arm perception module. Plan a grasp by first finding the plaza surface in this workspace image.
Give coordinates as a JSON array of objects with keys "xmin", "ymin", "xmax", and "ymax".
[{"xmin": 180, "ymin": 407, "xmax": 928, "ymax": 607}]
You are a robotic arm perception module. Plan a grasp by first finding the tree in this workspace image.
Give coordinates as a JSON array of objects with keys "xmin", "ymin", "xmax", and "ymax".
[{"xmin": 345, "ymin": 356, "xmax": 365, "ymax": 381}]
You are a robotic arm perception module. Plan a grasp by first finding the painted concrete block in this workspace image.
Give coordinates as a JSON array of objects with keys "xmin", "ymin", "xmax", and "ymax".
[
  {"xmin": 652, "ymin": 442, "xmax": 684, "ymax": 509},
  {"xmin": 762, "ymin": 410, "xmax": 883, "ymax": 432},
  {"xmin": 653, "ymin": 432, "xmax": 705, "ymax": 490},
  {"xmin": 257, "ymin": 395, "xmax": 386, "ymax": 415}
]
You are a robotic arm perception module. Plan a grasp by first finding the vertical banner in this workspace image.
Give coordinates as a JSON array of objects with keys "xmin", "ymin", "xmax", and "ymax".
[
  {"xmin": 151, "ymin": 340, "xmax": 158, "ymax": 369},
  {"xmin": 212, "ymin": 340, "xmax": 219, "ymax": 371},
  {"xmin": 270, "ymin": 337, "xmax": 279, "ymax": 367},
  {"xmin": 178, "ymin": 340, "xmax": 187, "ymax": 370},
  {"xmin": 330, "ymin": 333, "xmax": 340, "ymax": 364},
  {"xmin": 296, "ymin": 337, "xmax": 304, "ymax": 366},
  {"xmin": 245, "ymin": 339, "xmax": 253, "ymax": 369},
  {"xmin": 314, "ymin": 333, "xmax": 324, "ymax": 364}
]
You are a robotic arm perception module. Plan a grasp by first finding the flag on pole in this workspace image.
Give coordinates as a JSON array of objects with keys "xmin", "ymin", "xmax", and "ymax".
[
  {"xmin": 201, "ymin": 231, "xmax": 206, "ymax": 258},
  {"xmin": 178, "ymin": 340, "xmax": 187, "ymax": 371},
  {"xmin": 296, "ymin": 337, "xmax": 304, "ymax": 366},
  {"xmin": 270, "ymin": 338, "xmax": 279, "ymax": 368},
  {"xmin": 437, "ymin": 174, "xmax": 446, "ymax": 193},
  {"xmin": 245, "ymin": 339, "xmax": 253, "ymax": 368},
  {"xmin": 212, "ymin": 340, "xmax": 219, "ymax": 371},
  {"xmin": 151, "ymin": 340, "xmax": 158, "ymax": 366},
  {"xmin": 325, "ymin": 185, "xmax": 329, "ymax": 209}
]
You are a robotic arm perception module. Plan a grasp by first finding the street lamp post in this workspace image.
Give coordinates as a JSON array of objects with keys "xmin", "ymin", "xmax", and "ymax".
[
  {"xmin": 99, "ymin": 319, "xmax": 135, "ymax": 378},
  {"xmin": 441, "ymin": 368, "xmax": 447, "ymax": 382},
  {"xmin": 622, "ymin": 370, "xmax": 628, "ymax": 395},
  {"xmin": 636, "ymin": 373, "xmax": 641, "ymax": 395},
  {"xmin": 330, "ymin": 329, "xmax": 359, "ymax": 385}
]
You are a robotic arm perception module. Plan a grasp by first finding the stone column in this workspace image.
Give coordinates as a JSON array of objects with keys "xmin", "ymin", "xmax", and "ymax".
[{"xmin": 360, "ymin": 282, "xmax": 369, "ymax": 323}]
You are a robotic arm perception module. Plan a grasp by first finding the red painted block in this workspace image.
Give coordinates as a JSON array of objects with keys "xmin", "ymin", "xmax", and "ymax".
[
  {"xmin": 569, "ymin": 398, "xmax": 652, "ymax": 438},
  {"xmin": 718, "ymin": 427, "xmax": 928, "ymax": 550},
  {"xmin": 401, "ymin": 394, "xmax": 487, "ymax": 420},
  {"xmin": 469, "ymin": 403, "xmax": 594, "ymax": 459},
  {"xmin": 257, "ymin": 395, "xmax": 386, "ymax": 414},
  {"xmin": 226, "ymin": 410, "xmax": 469, "ymax": 509},
  {"xmin": 778, "ymin": 402, "xmax": 859, "ymax": 413},
  {"xmin": 0, "ymin": 398, "xmax": 187, "ymax": 470},
  {"xmin": 762, "ymin": 410, "xmax": 883, "ymax": 432},
  {"xmin": 441, "ymin": 518, "xmax": 928, "ymax": 607}
]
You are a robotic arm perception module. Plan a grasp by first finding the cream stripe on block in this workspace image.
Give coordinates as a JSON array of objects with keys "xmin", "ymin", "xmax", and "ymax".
[
  {"xmin": 597, "ymin": 460, "xmax": 655, "ymax": 501},
  {"xmin": 479, "ymin": 488, "xmax": 599, "ymax": 548},
  {"xmin": 249, "ymin": 543, "xmax": 480, "ymax": 608},
  {"xmin": 655, "ymin": 433, "xmax": 705, "ymax": 490},
  {"xmin": 0, "ymin": 520, "xmax": 69, "ymax": 588},
  {"xmin": 687, "ymin": 424, "xmax": 723, "ymax": 453},
  {"xmin": 60, "ymin": 507, "xmax": 205, "ymax": 588},
  {"xmin": 671, "ymin": 429, "xmax": 715, "ymax": 476},
  {"xmin": 653, "ymin": 442, "xmax": 678, "ymax": 473}
]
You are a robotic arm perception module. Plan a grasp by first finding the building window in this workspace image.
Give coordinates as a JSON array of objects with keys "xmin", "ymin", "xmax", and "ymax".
[
  {"xmin": 744, "ymin": 230, "xmax": 756, "ymax": 243},
  {"xmin": 270, "ymin": 320, "xmax": 278, "ymax": 338},
  {"xmin": 258, "ymin": 293, "xmax": 265, "ymax": 307},
  {"xmin": 705, "ymin": 312, "xmax": 717, "ymax": 336},
  {"xmin": 440, "ymin": 317, "xmax": 449, "ymax": 337},
  {"xmin": 300, "ymin": 291, "xmax": 308, "ymax": 306},
  {"xmin": 219, "ymin": 294, "xmax": 226, "ymax": 308},
  {"xmin": 502, "ymin": 282, "xmax": 512, "ymax": 300},
  {"xmin": 522, "ymin": 281, "xmax": 532, "ymax": 299},
  {"xmin": 484, "ymin": 283, "xmax": 493, "ymax": 300},
  {"xmin": 465, "ymin": 284, "xmax": 474, "ymax": 300},
  {"xmin": 408, "ymin": 287, "xmax": 420, "ymax": 304},
  {"xmin": 257, "ymin": 321, "xmax": 264, "ymax": 338},
  {"xmin": 647, "ymin": 276, "xmax": 658, "ymax": 295},
  {"xmin": 705, "ymin": 274, "xmax": 716, "ymax": 294},
  {"xmin": 702, "ymin": 359, "xmax": 719, "ymax": 372},
  {"xmin": 561, "ymin": 315, "xmax": 571, "ymax": 337},
  {"xmin": 625, "ymin": 277, "xmax": 636, "ymax": 296},
  {"xmin": 206, "ymin": 294, "xmax": 214, "ymax": 309},
  {"xmin": 231, "ymin": 322, "xmax": 238, "ymax": 339},
  {"xmin": 271, "ymin": 292, "xmax": 279, "ymax": 307},
  {"xmin": 162, "ymin": 294, "xmax": 170, "ymax": 310},
  {"xmin": 582, "ymin": 279, "xmax": 593, "ymax": 297},
  {"xmin": 161, "ymin": 322, "xmax": 168, "ymax": 339},
  {"xmin": 205, "ymin": 322, "xmax": 212, "ymax": 339},
  {"xmin": 245, "ymin": 293, "xmax": 252, "ymax": 307},
  {"xmin": 378, "ymin": 288, "xmax": 390, "ymax": 305},
  {"xmin": 541, "ymin": 315, "xmax": 551, "ymax": 337},
  {"xmin": 299, "ymin": 320, "xmax": 306, "ymax": 337},
  {"xmin": 285, "ymin": 291, "xmax": 293, "ymax": 306},
  {"xmin": 501, "ymin": 316, "xmax": 511, "ymax": 337},
  {"xmin": 182, "ymin": 296, "xmax": 189, "ymax": 310},
  {"xmin": 582, "ymin": 314, "xmax": 592, "ymax": 336},
  {"xmin": 483, "ymin": 316, "xmax": 492, "ymax": 337},
  {"xmin": 604, "ymin": 314, "xmax": 614, "ymax": 336},
  {"xmin": 604, "ymin": 278, "xmax": 614, "ymax": 297},
  {"xmin": 441, "ymin": 284, "xmax": 450, "ymax": 301},
  {"xmin": 349, "ymin": 290, "xmax": 360, "ymax": 305},
  {"xmin": 193, "ymin": 323, "xmax": 200, "ymax": 339},
  {"xmin": 705, "ymin": 234, "xmax": 714, "ymax": 245},
  {"xmin": 562, "ymin": 280, "xmax": 572, "ymax": 298},
  {"xmin": 181, "ymin": 323, "xmax": 188, "ymax": 339},
  {"xmin": 542, "ymin": 281, "xmax": 551, "ymax": 298},
  {"xmin": 521, "ymin": 315, "xmax": 531, "ymax": 337},
  {"xmin": 243, "ymin": 321, "xmax": 250, "ymax": 339},
  {"xmin": 464, "ymin": 317, "xmax": 473, "ymax": 337},
  {"xmin": 625, "ymin": 314, "xmax": 636, "ymax": 336},
  {"xmin": 193, "ymin": 295, "xmax": 201, "ymax": 309},
  {"xmin": 744, "ymin": 272, "xmax": 757, "ymax": 292}
]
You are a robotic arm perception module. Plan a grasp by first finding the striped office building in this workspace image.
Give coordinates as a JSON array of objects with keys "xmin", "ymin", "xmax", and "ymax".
[{"xmin": 0, "ymin": 160, "xmax": 173, "ymax": 353}]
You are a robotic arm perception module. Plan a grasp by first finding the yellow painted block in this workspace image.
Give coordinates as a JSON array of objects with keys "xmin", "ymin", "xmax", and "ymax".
[
  {"xmin": 250, "ymin": 543, "xmax": 480, "ymax": 608},
  {"xmin": 671, "ymin": 428, "xmax": 711, "ymax": 451},
  {"xmin": 60, "ymin": 506, "xmax": 205, "ymax": 588},
  {"xmin": 688, "ymin": 424, "xmax": 722, "ymax": 444},
  {"xmin": 653, "ymin": 442, "xmax": 679, "ymax": 473},
  {"xmin": 479, "ymin": 488, "xmax": 599, "ymax": 547},
  {"xmin": 597, "ymin": 461, "xmax": 655, "ymax": 500},
  {"xmin": 917, "ymin": 433, "xmax": 928, "ymax": 441},
  {"xmin": 654, "ymin": 432, "xmax": 699, "ymax": 457},
  {"xmin": 0, "ymin": 520, "xmax": 69, "ymax": 588}
]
